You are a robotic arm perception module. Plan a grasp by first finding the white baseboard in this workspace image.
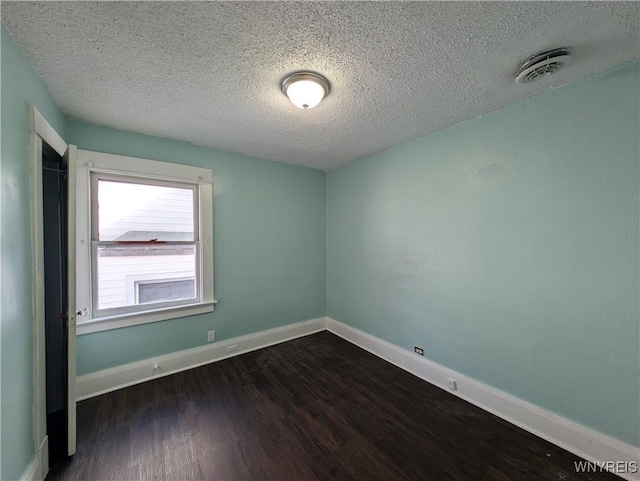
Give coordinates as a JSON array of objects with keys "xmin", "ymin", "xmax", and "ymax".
[
  {"xmin": 327, "ymin": 317, "xmax": 640, "ymax": 481},
  {"xmin": 21, "ymin": 456, "xmax": 38, "ymax": 481},
  {"xmin": 20, "ymin": 436, "xmax": 48, "ymax": 481},
  {"xmin": 76, "ymin": 317, "xmax": 326, "ymax": 400},
  {"xmin": 37, "ymin": 435, "xmax": 48, "ymax": 481}
]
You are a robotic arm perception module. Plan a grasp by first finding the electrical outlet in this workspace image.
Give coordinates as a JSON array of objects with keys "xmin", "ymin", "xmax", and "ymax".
[
  {"xmin": 447, "ymin": 378, "xmax": 457, "ymax": 391},
  {"xmin": 414, "ymin": 346, "xmax": 424, "ymax": 356},
  {"xmin": 207, "ymin": 330, "xmax": 215, "ymax": 343},
  {"xmin": 227, "ymin": 344, "xmax": 238, "ymax": 353}
]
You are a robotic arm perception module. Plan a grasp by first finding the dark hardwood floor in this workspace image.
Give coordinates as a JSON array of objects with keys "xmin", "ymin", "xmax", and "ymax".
[{"xmin": 47, "ymin": 331, "xmax": 620, "ymax": 481}]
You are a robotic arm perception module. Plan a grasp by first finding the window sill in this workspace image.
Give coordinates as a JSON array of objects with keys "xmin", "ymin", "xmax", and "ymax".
[{"xmin": 76, "ymin": 301, "xmax": 216, "ymax": 335}]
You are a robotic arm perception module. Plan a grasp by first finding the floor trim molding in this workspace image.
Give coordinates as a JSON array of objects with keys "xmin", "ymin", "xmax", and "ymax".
[
  {"xmin": 37, "ymin": 435, "xmax": 48, "ymax": 481},
  {"xmin": 326, "ymin": 317, "xmax": 640, "ymax": 481},
  {"xmin": 21, "ymin": 456, "xmax": 39, "ymax": 481},
  {"xmin": 76, "ymin": 317, "xmax": 326, "ymax": 400}
]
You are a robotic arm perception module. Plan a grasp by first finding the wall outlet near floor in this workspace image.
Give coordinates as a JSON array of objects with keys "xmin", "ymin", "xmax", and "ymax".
[
  {"xmin": 207, "ymin": 330, "xmax": 216, "ymax": 343},
  {"xmin": 414, "ymin": 346, "xmax": 424, "ymax": 356},
  {"xmin": 447, "ymin": 378, "xmax": 457, "ymax": 391},
  {"xmin": 227, "ymin": 344, "xmax": 238, "ymax": 353}
]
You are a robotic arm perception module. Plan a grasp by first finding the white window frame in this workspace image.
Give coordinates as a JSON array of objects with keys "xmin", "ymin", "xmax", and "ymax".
[
  {"xmin": 75, "ymin": 149, "xmax": 215, "ymax": 335},
  {"xmin": 90, "ymin": 172, "xmax": 200, "ymax": 318}
]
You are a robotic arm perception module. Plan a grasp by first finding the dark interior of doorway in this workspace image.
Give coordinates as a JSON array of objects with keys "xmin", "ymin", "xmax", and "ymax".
[{"xmin": 42, "ymin": 141, "xmax": 69, "ymax": 464}]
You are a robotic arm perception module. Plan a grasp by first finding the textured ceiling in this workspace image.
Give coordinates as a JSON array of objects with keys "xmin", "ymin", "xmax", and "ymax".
[{"xmin": 2, "ymin": 2, "xmax": 639, "ymax": 170}]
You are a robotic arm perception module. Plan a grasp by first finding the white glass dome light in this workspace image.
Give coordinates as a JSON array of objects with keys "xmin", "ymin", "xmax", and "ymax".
[{"xmin": 281, "ymin": 71, "xmax": 330, "ymax": 110}]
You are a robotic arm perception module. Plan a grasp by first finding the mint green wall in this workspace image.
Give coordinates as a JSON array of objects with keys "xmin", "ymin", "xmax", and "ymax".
[
  {"xmin": 327, "ymin": 61, "xmax": 640, "ymax": 447},
  {"xmin": 69, "ymin": 121, "xmax": 327, "ymax": 375},
  {"xmin": 3, "ymin": 16, "xmax": 638, "ymax": 476},
  {"xmin": 1, "ymin": 25, "xmax": 68, "ymax": 481}
]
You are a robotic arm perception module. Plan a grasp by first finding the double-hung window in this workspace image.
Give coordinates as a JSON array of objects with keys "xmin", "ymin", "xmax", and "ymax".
[{"xmin": 75, "ymin": 150, "xmax": 214, "ymax": 335}]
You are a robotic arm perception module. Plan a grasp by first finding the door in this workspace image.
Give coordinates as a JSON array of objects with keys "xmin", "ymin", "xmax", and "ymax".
[
  {"xmin": 65, "ymin": 145, "xmax": 78, "ymax": 456},
  {"xmin": 41, "ymin": 142, "xmax": 68, "ymax": 462},
  {"xmin": 41, "ymin": 143, "xmax": 77, "ymax": 461}
]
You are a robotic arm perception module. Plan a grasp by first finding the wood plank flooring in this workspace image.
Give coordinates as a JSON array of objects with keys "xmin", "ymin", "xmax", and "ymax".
[{"xmin": 47, "ymin": 331, "xmax": 621, "ymax": 480}]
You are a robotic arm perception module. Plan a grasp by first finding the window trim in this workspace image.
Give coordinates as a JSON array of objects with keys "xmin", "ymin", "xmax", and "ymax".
[{"xmin": 75, "ymin": 149, "xmax": 215, "ymax": 336}]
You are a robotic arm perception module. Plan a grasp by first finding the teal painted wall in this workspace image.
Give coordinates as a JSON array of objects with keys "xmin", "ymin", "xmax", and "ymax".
[
  {"xmin": 3, "ymin": 16, "xmax": 638, "ymax": 476},
  {"xmin": 327, "ymin": 61, "xmax": 640, "ymax": 447},
  {"xmin": 1, "ymin": 25, "xmax": 68, "ymax": 481},
  {"xmin": 69, "ymin": 121, "xmax": 327, "ymax": 375}
]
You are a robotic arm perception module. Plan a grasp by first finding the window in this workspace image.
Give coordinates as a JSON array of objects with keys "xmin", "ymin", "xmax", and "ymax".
[
  {"xmin": 75, "ymin": 150, "xmax": 214, "ymax": 335},
  {"xmin": 136, "ymin": 278, "xmax": 196, "ymax": 304}
]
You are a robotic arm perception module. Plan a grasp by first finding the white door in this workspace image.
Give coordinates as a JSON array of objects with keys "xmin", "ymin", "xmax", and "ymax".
[{"xmin": 65, "ymin": 144, "xmax": 78, "ymax": 455}]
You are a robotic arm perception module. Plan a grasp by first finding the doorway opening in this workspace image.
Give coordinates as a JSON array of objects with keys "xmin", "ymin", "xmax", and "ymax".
[
  {"xmin": 42, "ymin": 141, "xmax": 69, "ymax": 464},
  {"xmin": 30, "ymin": 106, "xmax": 77, "ymax": 479}
]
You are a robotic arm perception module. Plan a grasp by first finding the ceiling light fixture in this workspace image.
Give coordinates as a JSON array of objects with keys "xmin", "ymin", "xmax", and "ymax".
[{"xmin": 281, "ymin": 71, "xmax": 330, "ymax": 110}]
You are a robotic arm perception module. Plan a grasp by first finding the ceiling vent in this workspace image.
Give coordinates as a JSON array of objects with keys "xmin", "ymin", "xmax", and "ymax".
[{"xmin": 515, "ymin": 48, "xmax": 571, "ymax": 84}]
